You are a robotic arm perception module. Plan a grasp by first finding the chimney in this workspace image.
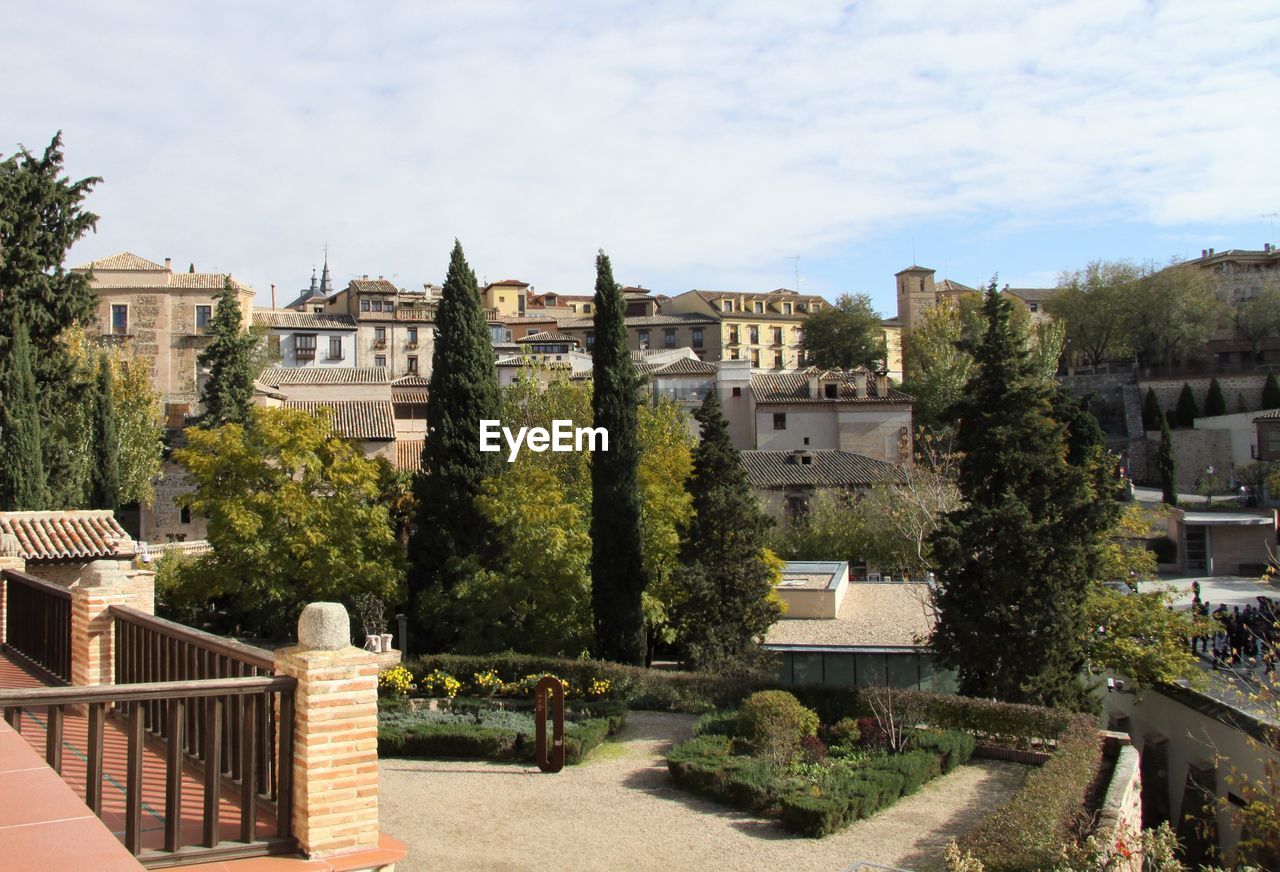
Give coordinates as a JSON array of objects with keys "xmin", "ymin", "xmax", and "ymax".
[
  {"xmin": 1201, "ymin": 249, "xmax": 1208, "ymax": 258},
  {"xmin": 1209, "ymin": 248, "xmax": 1215, "ymax": 256},
  {"xmin": 806, "ymin": 371, "xmax": 821, "ymax": 399},
  {"xmin": 363, "ymin": 274, "xmax": 369, "ymax": 280},
  {"xmin": 271, "ymin": 283, "xmax": 276, "ymax": 309},
  {"xmin": 874, "ymin": 372, "xmax": 889, "ymax": 397},
  {"xmin": 1266, "ymin": 243, "xmax": 1273, "ymax": 254},
  {"xmin": 850, "ymin": 370, "xmax": 868, "ymax": 398},
  {"xmin": 164, "ymin": 257, "xmax": 172, "ymax": 271}
]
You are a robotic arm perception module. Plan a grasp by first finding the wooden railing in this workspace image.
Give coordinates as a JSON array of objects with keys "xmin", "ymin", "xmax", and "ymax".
[
  {"xmin": 0, "ymin": 568, "xmax": 72, "ymax": 683},
  {"xmin": 0, "ymin": 676, "xmax": 296, "ymax": 867}
]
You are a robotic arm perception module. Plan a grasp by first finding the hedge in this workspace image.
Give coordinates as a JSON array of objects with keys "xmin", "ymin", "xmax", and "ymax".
[
  {"xmin": 378, "ymin": 706, "xmax": 628, "ymax": 765},
  {"xmin": 957, "ymin": 716, "xmax": 1102, "ymax": 871}
]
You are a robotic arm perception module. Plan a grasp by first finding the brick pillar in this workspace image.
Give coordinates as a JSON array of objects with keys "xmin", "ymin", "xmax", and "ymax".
[
  {"xmin": 274, "ymin": 602, "xmax": 380, "ymax": 859},
  {"xmin": 69, "ymin": 553, "xmax": 155, "ymax": 687},
  {"xmin": 0, "ymin": 533, "xmax": 25, "ymax": 643}
]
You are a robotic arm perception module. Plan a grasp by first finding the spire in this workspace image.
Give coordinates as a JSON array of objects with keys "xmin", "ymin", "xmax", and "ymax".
[
  {"xmin": 319, "ymin": 246, "xmax": 333, "ymax": 295},
  {"xmin": 309, "ymin": 266, "xmax": 318, "ymax": 294}
]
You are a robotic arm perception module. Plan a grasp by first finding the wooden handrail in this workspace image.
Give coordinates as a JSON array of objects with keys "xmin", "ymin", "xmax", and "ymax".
[
  {"xmin": 0, "ymin": 675, "xmax": 294, "ymax": 707},
  {"xmin": 110, "ymin": 604, "xmax": 275, "ymax": 671},
  {"xmin": 1, "ymin": 567, "xmax": 72, "ymax": 600}
]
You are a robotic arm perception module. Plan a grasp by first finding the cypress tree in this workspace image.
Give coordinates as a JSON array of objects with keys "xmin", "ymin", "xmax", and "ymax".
[
  {"xmin": 589, "ymin": 250, "xmax": 648, "ymax": 664},
  {"xmin": 197, "ymin": 278, "xmax": 256, "ymax": 427},
  {"xmin": 1141, "ymin": 388, "xmax": 1162, "ymax": 432},
  {"xmin": 1175, "ymin": 382, "xmax": 1199, "ymax": 428},
  {"xmin": 411, "ymin": 241, "xmax": 502, "ymax": 646},
  {"xmin": 1204, "ymin": 378, "xmax": 1226, "ymax": 418},
  {"xmin": 90, "ymin": 355, "xmax": 121, "ymax": 511},
  {"xmin": 1159, "ymin": 416, "xmax": 1178, "ymax": 507},
  {"xmin": 0, "ymin": 319, "xmax": 50, "ymax": 510},
  {"xmin": 929, "ymin": 283, "xmax": 1099, "ymax": 710},
  {"xmin": 673, "ymin": 391, "xmax": 780, "ymax": 671},
  {"xmin": 1264, "ymin": 373, "xmax": 1280, "ymax": 409}
]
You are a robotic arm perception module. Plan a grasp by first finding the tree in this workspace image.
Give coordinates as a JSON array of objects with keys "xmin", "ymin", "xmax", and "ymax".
[
  {"xmin": 901, "ymin": 297, "xmax": 980, "ymax": 436},
  {"xmin": 0, "ymin": 319, "xmax": 50, "ymax": 510},
  {"xmin": 1159, "ymin": 415, "xmax": 1178, "ymax": 506},
  {"xmin": 89, "ymin": 355, "xmax": 121, "ymax": 511},
  {"xmin": 799, "ymin": 293, "xmax": 887, "ymax": 371},
  {"xmin": 1232, "ymin": 278, "xmax": 1280, "ymax": 361},
  {"xmin": 196, "ymin": 278, "xmax": 255, "ymax": 427},
  {"xmin": 0, "ymin": 132, "xmax": 101, "ymax": 503},
  {"xmin": 1045, "ymin": 259, "xmax": 1140, "ymax": 367},
  {"xmin": 590, "ymin": 250, "xmax": 648, "ymax": 664},
  {"xmin": 674, "ymin": 391, "xmax": 782, "ymax": 672},
  {"xmin": 411, "ymin": 241, "xmax": 502, "ymax": 645},
  {"xmin": 162, "ymin": 407, "xmax": 403, "ymax": 640},
  {"xmin": 1204, "ymin": 377, "xmax": 1227, "ymax": 418},
  {"xmin": 1123, "ymin": 263, "xmax": 1224, "ymax": 368},
  {"xmin": 1175, "ymin": 381, "xmax": 1199, "ymax": 428},
  {"xmin": 1142, "ymin": 388, "xmax": 1163, "ymax": 432},
  {"xmin": 1265, "ymin": 373, "xmax": 1280, "ymax": 409},
  {"xmin": 929, "ymin": 283, "xmax": 1104, "ymax": 709}
]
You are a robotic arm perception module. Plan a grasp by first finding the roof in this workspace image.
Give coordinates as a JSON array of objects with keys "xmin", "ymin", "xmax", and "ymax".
[
  {"xmin": 1181, "ymin": 512, "xmax": 1275, "ymax": 527},
  {"xmin": 485, "ymin": 279, "xmax": 530, "ymax": 288},
  {"xmin": 253, "ymin": 311, "xmax": 356, "ymax": 330},
  {"xmin": 392, "ymin": 389, "xmax": 430, "ymax": 404},
  {"xmin": 935, "ymin": 279, "xmax": 975, "ymax": 293},
  {"xmin": 72, "ymin": 252, "xmax": 167, "ymax": 271},
  {"xmin": 348, "ymin": 278, "xmax": 400, "ymax": 295},
  {"xmin": 764, "ymin": 581, "xmax": 934, "ymax": 649},
  {"xmin": 0, "ymin": 510, "xmax": 132, "ymax": 562},
  {"xmin": 650, "ymin": 357, "xmax": 717, "ymax": 376},
  {"xmin": 894, "ymin": 265, "xmax": 935, "ymax": 276},
  {"xmin": 167, "ymin": 272, "xmax": 251, "ymax": 291},
  {"xmin": 515, "ymin": 331, "xmax": 579, "ymax": 344},
  {"xmin": 495, "ymin": 357, "xmax": 572, "ymax": 370},
  {"xmin": 751, "ymin": 368, "xmax": 914, "ymax": 404},
  {"xmin": 260, "ymin": 366, "xmax": 390, "ymax": 386},
  {"xmin": 395, "ymin": 440, "xmax": 425, "ymax": 472},
  {"xmin": 741, "ymin": 449, "xmax": 903, "ymax": 488},
  {"xmin": 283, "ymin": 400, "xmax": 396, "ymax": 440},
  {"xmin": 560, "ymin": 313, "xmax": 717, "ymax": 329},
  {"xmin": 283, "ymin": 289, "xmax": 332, "ymax": 310},
  {"xmin": 1254, "ymin": 409, "xmax": 1280, "ymax": 421},
  {"xmin": 1003, "ymin": 287, "xmax": 1059, "ymax": 304},
  {"xmin": 392, "ymin": 375, "xmax": 431, "ymax": 387}
]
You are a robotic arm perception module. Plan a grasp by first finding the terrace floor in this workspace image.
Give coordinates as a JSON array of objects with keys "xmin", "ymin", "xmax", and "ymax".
[{"xmin": 380, "ymin": 710, "xmax": 1029, "ymax": 872}]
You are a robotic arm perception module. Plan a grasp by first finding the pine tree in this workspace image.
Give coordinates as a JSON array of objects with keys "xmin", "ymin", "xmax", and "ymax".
[
  {"xmin": 1142, "ymin": 388, "xmax": 1162, "ymax": 432},
  {"xmin": 1175, "ymin": 382, "xmax": 1199, "ymax": 428},
  {"xmin": 674, "ymin": 390, "xmax": 781, "ymax": 671},
  {"xmin": 1264, "ymin": 373, "xmax": 1280, "ymax": 409},
  {"xmin": 1204, "ymin": 378, "xmax": 1226, "ymax": 418},
  {"xmin": 197, "ymin": 278, "xmax": 256, "ymax": 427},
  {"xmin": 929, "ymin": 283, "xmax": 1101, "ymax": 710},
  {"xmin": 90, "ymin": 355, "xmax": 121, "ymax": 511},
  {"xmin": 411, "ymin": 241, "xmax": 502, "ymax": 646},
  {"xmin": 1159, "ymin": 416, "xmax": 1178, "ymax": 507},
  {"xmin": 0, "ymin": 319, "xmax": 50, "ymax": 510},
  {"xmin": 589, "ymin": 250, "xmax": 649, "ymax": 664}
]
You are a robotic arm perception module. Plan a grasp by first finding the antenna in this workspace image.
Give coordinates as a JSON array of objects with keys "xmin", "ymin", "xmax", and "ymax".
[
  {"xmin": 787, "ymin": 256, "xmax": 800, "ymax": 292},
  {"xmin": 911, "ymin": 238, "xmax": 916, "ymax": 266},
  {"xmin": 1264, "ymin": 212, "xmax": 1278, "ymax": 245}
]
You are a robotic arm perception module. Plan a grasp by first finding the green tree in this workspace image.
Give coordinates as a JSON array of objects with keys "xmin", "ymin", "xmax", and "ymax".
[
  {"xmin": 1046, "ymin": 259, "xmax": 1140, "ymax": 367},
  {"xmin": 411, "ymin": 241, "xmax": 502, "ymax": 645},
  {"xmin": 1175, "ymin": 381, "xmax": 1199, "ymax": 427},
  {"xmin": 1159, "ymin": 415, "xmax": 1178, "ymax": 506},
  {"xmin": 163, "ymin": 407, "xmax": 403, "ymax": 640},
  {"xmin": 1232, "ymin": 278, "xmax": 1280, "ymax": 361},
  {"xmin": 901, "ymin": 297, "xmax": 981, "ymax": 436},
  {"xmin": 1084, "ymin": 586, "xmax": 1213, "ymax": 691},
  {"xmin": 0, "ymin": 319, "xmax": 50, "ymax": 509},
  {"xmin": 929, "ymin": 284, "xmax": 1103, "ymax": 709},
  {"xmin": 799, "ymin": 293, "xmax": 887, "ymax": 370},
  {"xmin": 196, "ymin": 278, "xmax": 256, "ymax": 427},
  {"xmin": 1142, "ymin": 388, "xmax": 1162, "ymax": 432},
  {"xmin": 0, "ymin": 132, "xmax": 101, "ymax": 503},
  {"xmin": 1265, "ymin": 373, "xmax": 1280, "ymax": 409},
  {"xmin": 590, "ymin": 250, "xmax": 648, "ymax": 664},
  {"xmin": 89, "ymin": 355, "xmax": 121, "ymax": 511},
  {"xmin": 1204, "ymin": 377, "xmax": 1227, "ymax": 418},
  {"xmin": 674, "ymin": 391, "xmax": 782, "ymax": 672},
  {"xmin": 1123, "ymin": 263, "xmax": 1224, "ymax": 367}
]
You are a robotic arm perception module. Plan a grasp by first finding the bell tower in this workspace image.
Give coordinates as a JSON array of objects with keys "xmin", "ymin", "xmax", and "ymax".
[{"xmin": 894, "ymin": 265, "xmax": 937, "ymax": 334}]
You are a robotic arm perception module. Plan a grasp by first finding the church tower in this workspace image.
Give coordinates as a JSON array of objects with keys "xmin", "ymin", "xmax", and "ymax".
[{"xmin": 894, "ymin": 265, "xmax": 937, "ymax": 334}]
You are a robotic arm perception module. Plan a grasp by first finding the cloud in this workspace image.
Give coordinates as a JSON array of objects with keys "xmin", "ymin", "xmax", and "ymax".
[{"xmin": 2, "ymin": 0, "xmax": 1277, "ymax": 303}]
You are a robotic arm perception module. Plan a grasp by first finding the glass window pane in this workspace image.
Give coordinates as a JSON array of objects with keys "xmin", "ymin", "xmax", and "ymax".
[
  {"xmin": 854, "ymin": 653, "xmax": 886, "ymax": 688},
  {"xmin": 886, "ymin": 654, "xmax": 920, "ymax": 690},
  {"xmin": 823, "ymin": 654, "xmax": 857, "ymax": 686},
  {"xmin": 791, "ymin": 653, "xmax": 823, "ymax": 684}
]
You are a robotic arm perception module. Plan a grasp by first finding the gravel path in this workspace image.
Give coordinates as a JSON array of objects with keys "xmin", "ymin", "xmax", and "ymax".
[{"xmin": 378, "ymin": 711, "xmax": 1027, "ymax": 872}]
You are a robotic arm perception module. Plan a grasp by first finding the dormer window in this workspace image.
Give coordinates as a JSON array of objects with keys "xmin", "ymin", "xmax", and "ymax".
[
  {"xmin": 783, "ymin": 303, "xmax": 792, "ymax": 314},
  {"xmin": 754, "ymin": 301, "xmax": 764, "ymax": 314},
  {"xmin": 824, "ymin": 383, "xmax": 838, "ymax": 398},
  {"xmin": 722, "ymin": 299, "xmax": 733, "ymax": 312}
]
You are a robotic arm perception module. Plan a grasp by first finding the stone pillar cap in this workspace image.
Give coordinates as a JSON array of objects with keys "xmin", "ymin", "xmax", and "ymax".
[{"xmin": 297, "ymin": 602, "xmax": 351, "ymax": 651}]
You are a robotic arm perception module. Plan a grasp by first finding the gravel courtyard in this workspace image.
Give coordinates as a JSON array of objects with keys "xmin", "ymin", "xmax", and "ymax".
[{"xmin": 379, "ymin": 711, "xmax": 1027, "ymax": 872}]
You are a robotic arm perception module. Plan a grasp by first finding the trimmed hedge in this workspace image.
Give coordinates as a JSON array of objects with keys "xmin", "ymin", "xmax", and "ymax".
[{"xmin": 958, "ymin": 716, "xmax": 1102, "ymax": 871}]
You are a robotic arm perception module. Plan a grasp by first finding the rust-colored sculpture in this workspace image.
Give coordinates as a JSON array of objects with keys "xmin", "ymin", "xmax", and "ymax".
[{"xmin": 534, "ymin": 676, "xmax": 565, "ymax": 772}]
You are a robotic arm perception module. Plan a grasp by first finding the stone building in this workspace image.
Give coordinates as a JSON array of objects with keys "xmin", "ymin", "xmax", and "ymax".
[
  {"xmin": 662, "ymin": 288, "xmax": 825, "ymax": 370},
  {"xmin": 253, "ymin": 311, "xmax": 357, "ymax": 367},
  {"xmin": 322, "ymin": 278, "xmax": 437, "ymax": 379},
  {"xmin": 741, "ymin": 449, "xmax": 902, "ymax": 527}
]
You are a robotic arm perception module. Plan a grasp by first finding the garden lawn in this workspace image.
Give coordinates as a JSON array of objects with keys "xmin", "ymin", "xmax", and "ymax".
[{"xmin": 378, "ymin": 711, "xmax": 1030, "ymax": 872}]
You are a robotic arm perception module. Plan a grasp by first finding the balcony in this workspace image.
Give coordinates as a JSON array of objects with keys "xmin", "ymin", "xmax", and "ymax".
[
  {"xmin": 372, "ymin": 338, "xmax": 388, "ymax": 349},
  {"xmin": 404, "ymin": 341, "xmax": 419, "ymax": 350},
  {"xmin": 324, "ymin": 351, "xmax": 344, "ymax": 361}
]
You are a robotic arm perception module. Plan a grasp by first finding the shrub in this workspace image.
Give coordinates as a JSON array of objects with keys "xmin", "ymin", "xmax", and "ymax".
[
  {"xmin": 1147, "ymin": 535, "xmax": 1177, "ymax": 564},
  {"xmin": 378, "ymin": 722, "xmax": 519, "ymax": 759},
  {"xmin": 378, "ymin": 665, "xmax": 414, "ymax": 698},
  {"xmin": 694, "ymin": 709, "xmax": 741, "ymax": 738},
  {"xmin": 912, "ymin": 729, "xmax": 976, "ymax": 773},
  {"xmin": 781, "ymin": 794, "xmax": 854, "ymax": 838},
  {"xmin": 420, "ymin": 669, "xmax": 461, "ymax": 699},
  {"xmin": 825, "ymin": 717, "xmax": 861, "ymax": 749},
  {"xmin": 1175, "ymin": 382, "xmax": 1198, "ymax": 427},
  {"xmin": 737, "ymin": 691, "xmax": 819, "ymax": 763},
  {"xmin": 799, "ymin": 734, "xmax": 828, "ymax": 764}
]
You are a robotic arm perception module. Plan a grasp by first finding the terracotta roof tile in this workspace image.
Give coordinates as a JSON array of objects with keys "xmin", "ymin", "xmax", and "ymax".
[
  {"xmin": 283, "ymin": 400, "xmax": 396, "ymax": 440},
  {"xmin": 393, "ymin": 389, "xmax": 430, "ymax": 404},
  {"xmin": 395, "ymin": 440, "xmax": 425, "ymax": 472},
  {"xmin": 741, "ymin": 449, "xmax": 903, "ymax": 488},
  {"xmin": 348, "ymin": 278, "xmax": 400, "ymax": 294},
  {"xmin": 0, "ymin": 510, "xmax": 132, "ymax": 561},
  {"xmin": 391, "ymin": 375, "xmax": 431, "ymax": 387},
  {"xmin": 651, "ymin": 357, "xmax": 717, "ymax": 376},
  {"xmin": 514, "ymin": 331, "xmax": 579, "ymax": 344},
  {"xmin": 1003, "ymin": 287, "xmax": 1060, "ymax": 304},
  {"xmin": 253, "ymin": 311, "xmax": 356, "ymax": 330},
  {"xmin": 261, "ymin": 366, "xmax": 390, "ymax": 386},
  {"xmin": 751, "ymin": 368, "xmax": 913, "ymax": 404},
  {"xmin": 72, "ymin": 252, "xmax": 167, "ymax": 271},
  {"xmin": 167, "ymin": 272, "xmax": 251, "ymax": 292}
]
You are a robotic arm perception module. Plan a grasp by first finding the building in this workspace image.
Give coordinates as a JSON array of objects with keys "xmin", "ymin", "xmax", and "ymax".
[
  {"xmin": 557, "ymin": 312, "xmax": 721, "ymax": 359},
  {"xmin": 1185, "ymin": 245, "xmax": 1280, "ymax": 304},
  {"xmin": 1166, "ymin": 507, "xmax": 1277, "ymax": 576},
  {"xmin": 741, "ymin": 448, "xmax": 902, "ymax": 526},
  {"xmin": 749, "ymin": 367, "xmax": 914, "ymax": 462},
  {"xmin": 893, "ymin": 267, "xmax": 976, "ymax": 335},
  {"xmin": 662, "ymin": 288, "xmax": 825, "ymax": 369},
  {"xmin": 72, "ymin": 252, "xmax": 256, "ymax": 419},
  {"xmin": 1002, "ymin": 286, "xmax": 1058, "ymax": 323},
  {"xmin": 481, "ymin": 279, "xmax": 530, "ymax": 318},
  {"xmin": 322, "ymin": 277, "xmax": 437, "ymax": 378},
  {"xmin": 284, "ymin": 257, "xmax": 336, "ymax": 312},
  {"xmin": 253, "ymin": 311, "xmax": 357, "ymax": 367}
]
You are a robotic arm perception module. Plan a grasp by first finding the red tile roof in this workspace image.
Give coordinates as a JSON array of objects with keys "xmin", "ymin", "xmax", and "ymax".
[
  {"xmin": 396, "ymin": 440, "xmax": 425, "ymax": 472},
  {"xmin": 0, "ymin": 511, "xmax": 132, "ymax": 562},
  {"xmin": 283, "ymin": 400, "xmax": 396, "ymax": 440}
]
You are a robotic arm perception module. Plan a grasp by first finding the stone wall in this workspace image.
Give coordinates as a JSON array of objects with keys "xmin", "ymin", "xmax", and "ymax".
[
  {"xmin": 1130, "ymin": 429, "xmax": 1236, "ymax": 488},
  {"xmin": 1094, "ymin": 743, "xmax": 1144, "ymax": 872},
  {"xmin": 1139, "ymin": 374, "xmax": 1270, "ymax": 418}
]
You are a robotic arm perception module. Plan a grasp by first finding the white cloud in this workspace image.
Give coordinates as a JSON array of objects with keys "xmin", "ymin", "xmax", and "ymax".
[{"xmin": 2, "ymin": 0, "xmax": 1277, "ymax": 303}]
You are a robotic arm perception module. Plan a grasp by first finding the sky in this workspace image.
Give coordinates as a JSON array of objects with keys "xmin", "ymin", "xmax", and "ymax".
[{"xmin": 3, "ymin": 1, "xmax": 1278, "ymax": 315}]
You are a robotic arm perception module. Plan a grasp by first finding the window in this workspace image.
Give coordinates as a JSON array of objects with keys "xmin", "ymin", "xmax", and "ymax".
[
  {"xmin": 774, "ymin": 351, "xmax": 783, "ymax": 368},
  {"xmin": 749, "ymin": 326, "xmax": 759, "ymax": 344},
  {"xmin": 360, "ymin": 299, "xmax": 370, "ymax": 312},
  {"xmin": 783, "ymin": 302, "xmax": 792, "ymax": 315},
  {"xmin": 754, "ymin": 301, "xmax": 764, "ymax": 314},
  {"xmin": 803, "ymin": 436, "xmax": 810, "ymax": 445},
  {"xmin": 773, "ymin": 413, "xmax": 787, "ymax": 430},
  {"xmin": 824, "ymin": 383, "xmax": 838, "ymax": 398},
  {"xmin": 407, "ymin": 327, "xmax": 419, "ymax": 346},
  {"xmin": 505, "ymin": 330, "xmax": 513, "ymax": 341},
  {"xmin": 374, "ymin": 326, "xmax": 387, "ymax": 347},
  {"xmin": 375, "ymin": 355, "xmax": 387, "ymax": 368},
  {"xmin": 692, "ymin": 327, "xmax": 704, "ymax": 347},
  {"xmin": 728, "ymin": 328, "xmax": 739, "ymax": 344},
  {"xmin": 295, "ymin": 334, "xmax": 317, "ymax": 360},
  {"xmin": 785, "ymin": 495, "xmax": 809, "ymax": 525},
  {"xmin": 195, "ymin": 305, "xmax": 212, "ymax": 329},
  {"xmin": 583, "ymin": 303, "xmax": 592, "ymax": 313},
  {"xmin": 111, "ymin": 304, "xmax": 128, "ymax": 334},
  {"xmin": 407, "ymin": 355, "xmax": 418, "ymax": 374},
  {"xmin": 328, "ymin": 336, "xmax": 343, "ymax": 360},
  {"xmin": 179, "ymin": 506, "xmax": 192, "ymax": 525},
  {"xmin": 638, "ymin": 330, "xmax": 650, "ymax": 346},
  {"xmin": 722, "ymin": 299, "xmax": 733, "ymax": 312},
  {"xmin": 664, "ymin": 328, "xmax": 676, "ymax": 348},
  {"xmin": 499, "ymin": 296, "xmax": 506, "ymax": 303},
  {"xmin": 585, "ymin": 332, "xmax": 595, "ymax": 350},
  {"xmin": 732, "ymin": 386, "xmax": 742, "ymax": 397},
  {"xmin": 751, "ymin": 350, "xmax": 760, "ymax": 367},
  {"xmin": 313, "ymin": 306, "xmax": 324, "ymax": 314},
  {"xmin": 1029, "ymin": 302, "xmax": 1039, "ymax": 312},
  {"xmin": 773, "ymin": 327, "xmax": 783, "ymax": 345}
]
